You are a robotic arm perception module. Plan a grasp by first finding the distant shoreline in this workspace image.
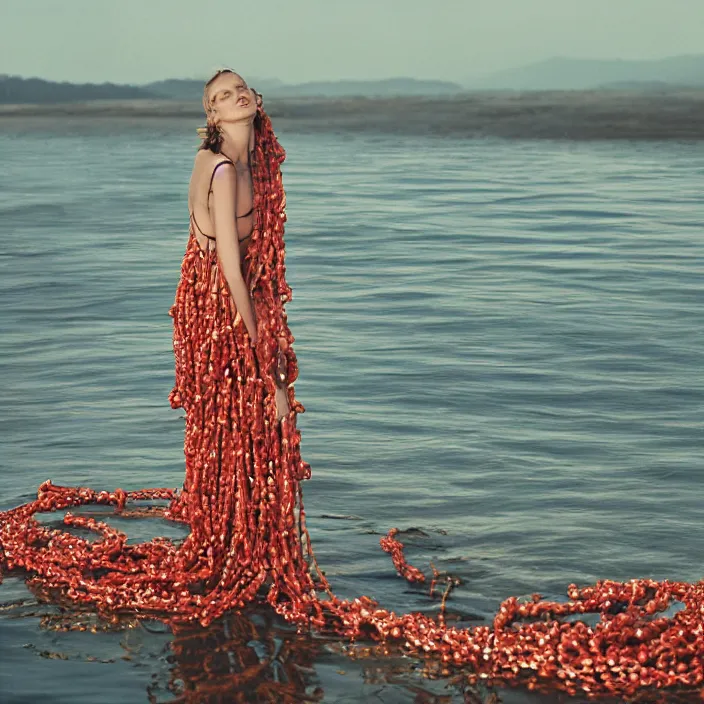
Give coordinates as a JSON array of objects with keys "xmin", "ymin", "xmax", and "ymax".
[{"xmin": 2, "ymin": 91, "xmax": 704, "ymax": 140}]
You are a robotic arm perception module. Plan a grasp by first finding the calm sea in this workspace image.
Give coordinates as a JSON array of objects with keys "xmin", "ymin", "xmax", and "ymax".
[{"xmin": 0, "ymin": 125, "xmax": 703, "ymax": 703}]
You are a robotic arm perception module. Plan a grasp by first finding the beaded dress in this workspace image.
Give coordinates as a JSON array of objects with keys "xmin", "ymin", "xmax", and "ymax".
[{"xmin": 0, "ymin": 110, "xmax": 323, "ymax": 628}]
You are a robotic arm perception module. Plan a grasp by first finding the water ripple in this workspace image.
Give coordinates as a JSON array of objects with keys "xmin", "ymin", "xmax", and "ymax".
[{"xmin": 0, "ymin": 132, "xmax": 703, "ymax": 702}]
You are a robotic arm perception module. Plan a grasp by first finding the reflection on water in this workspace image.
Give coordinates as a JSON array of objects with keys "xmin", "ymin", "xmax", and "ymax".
[
  {"xmin": 1, "ymin": 592, "xmax": 513, "ymax": 704},
  {"xmin": 3, "ymin": 581, "xmax": 704, "ymax": 703},
  {"xmin": 154, "ymin": 611, "xmax": 322, "ymax": 703}
]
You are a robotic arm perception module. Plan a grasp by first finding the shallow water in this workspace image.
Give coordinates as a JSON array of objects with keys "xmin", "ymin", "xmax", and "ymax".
[{"xmin": 0, "ymin": 126, "xmax": 703, "ymax": 703}]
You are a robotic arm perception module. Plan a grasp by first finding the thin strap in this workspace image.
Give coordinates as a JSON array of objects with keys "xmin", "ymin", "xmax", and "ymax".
[
  {"xmin": 190, "ymin": 159, "xmax": 253, "ymax": 241},
  {"xmin": 208, "ymin": 159, "xmax": 235, "ymax": 194},
  {"xmin": 190, "ymin": 211, "xmax": 252, "ymax": 243},
  {"xmin": 207, "ymin": 160, "xmax": 254, "ymax": 217}
]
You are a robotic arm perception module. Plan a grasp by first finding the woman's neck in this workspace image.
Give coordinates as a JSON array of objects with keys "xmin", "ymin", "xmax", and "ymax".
[{"xmin": 219, "ymin": 122, "xmax": 254, "ymax": 164}]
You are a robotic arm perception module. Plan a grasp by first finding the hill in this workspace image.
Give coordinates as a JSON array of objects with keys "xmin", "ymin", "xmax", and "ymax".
[
  {"xmin": 469, "ymin": 54, "xmax": 704, "ymax": 91},
  {"xmin": 0, "ymin": 76, "xmax": 463, "ymax": 104},
  {"xmin": 0, "ymin": 75, "xmax": 156, "ymax": 104}
]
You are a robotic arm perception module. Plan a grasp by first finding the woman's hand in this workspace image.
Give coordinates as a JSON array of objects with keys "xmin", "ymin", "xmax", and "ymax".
[
  {"xmin": 275, "ymin": 347, "xmax": 287, "ymax": 388},
  {"xmin": 274, "ymin": 335, "xmax": 289, "ymax": 387}
]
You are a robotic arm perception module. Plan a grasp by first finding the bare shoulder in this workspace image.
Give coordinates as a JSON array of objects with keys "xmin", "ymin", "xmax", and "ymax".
[
  {"xmin": 193, "ymin": 150, "xmax": 235, "ymax": 182},
  {"xmin": 193, "ymin": 148, "xmax": 225, "ymax": 168},
  {"xmin": 193, "ymin": 148, "xmax": 216, "ymax": 172},
  {"xmin": 208, "ymin": 156, "xmax": 237, "ymax": 195}
]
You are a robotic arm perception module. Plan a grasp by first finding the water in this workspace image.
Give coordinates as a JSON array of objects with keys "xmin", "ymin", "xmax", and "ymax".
[{"xmin": 0, "ymin": 126, "xmax": 703, "ymax": 703}]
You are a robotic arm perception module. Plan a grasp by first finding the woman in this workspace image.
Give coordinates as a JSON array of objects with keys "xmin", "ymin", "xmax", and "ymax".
[
  {"xmin": 0, "ymin": 69, "xmax": 326, "ymax": 628},
  {"xmin": 164, "ymin": 68, "xmax": 324, "ymax": 623}
]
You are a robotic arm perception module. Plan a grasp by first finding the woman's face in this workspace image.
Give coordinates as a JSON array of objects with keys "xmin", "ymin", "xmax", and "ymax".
[{"xmin": 207, "ymin": 72, "xmax": 258, "ymax": 125}]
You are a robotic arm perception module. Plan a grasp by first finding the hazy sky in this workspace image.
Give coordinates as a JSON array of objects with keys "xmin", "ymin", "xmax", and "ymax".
[{"xmin": 2, "ymin": 0, "xmax": 701, "ymax": 85}]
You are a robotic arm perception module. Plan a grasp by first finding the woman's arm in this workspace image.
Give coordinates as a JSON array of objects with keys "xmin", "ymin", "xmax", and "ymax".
[{"xmin": 210, "ymin": 163, "xmax": 258, "ymax": 344}]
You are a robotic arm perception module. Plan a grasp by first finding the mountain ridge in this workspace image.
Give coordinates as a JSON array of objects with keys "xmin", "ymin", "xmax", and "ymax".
[
  {"xmin": 468, "ymin": 54, "xmax": 704, "ymax": 90},
  {"xmin": 2, "ymin": 54, "xmax": 703, "ymax": 105},
  {"xmin": 0, "ymin": 75, "xmax": 463, "ymax": 104}
]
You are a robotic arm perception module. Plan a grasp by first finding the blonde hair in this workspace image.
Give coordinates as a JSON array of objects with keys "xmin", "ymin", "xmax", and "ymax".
[{"xmin": 196, "ymin": 68, "xmax": 236, "ymax": 148}]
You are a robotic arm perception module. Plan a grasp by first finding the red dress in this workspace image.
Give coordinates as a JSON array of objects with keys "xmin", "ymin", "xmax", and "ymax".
[
  {"xmin": 0, "ymin": 111, "xmax": 324, "ymax": 628},
  {"xmin": 164, "ymin": 203, "xmax": 319, "ymax": 624}
]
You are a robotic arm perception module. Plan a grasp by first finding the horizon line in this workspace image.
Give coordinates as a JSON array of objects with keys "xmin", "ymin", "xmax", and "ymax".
[{"xmin": 3, "ymin": 51, "xmax": 704, "ymax": 88}]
